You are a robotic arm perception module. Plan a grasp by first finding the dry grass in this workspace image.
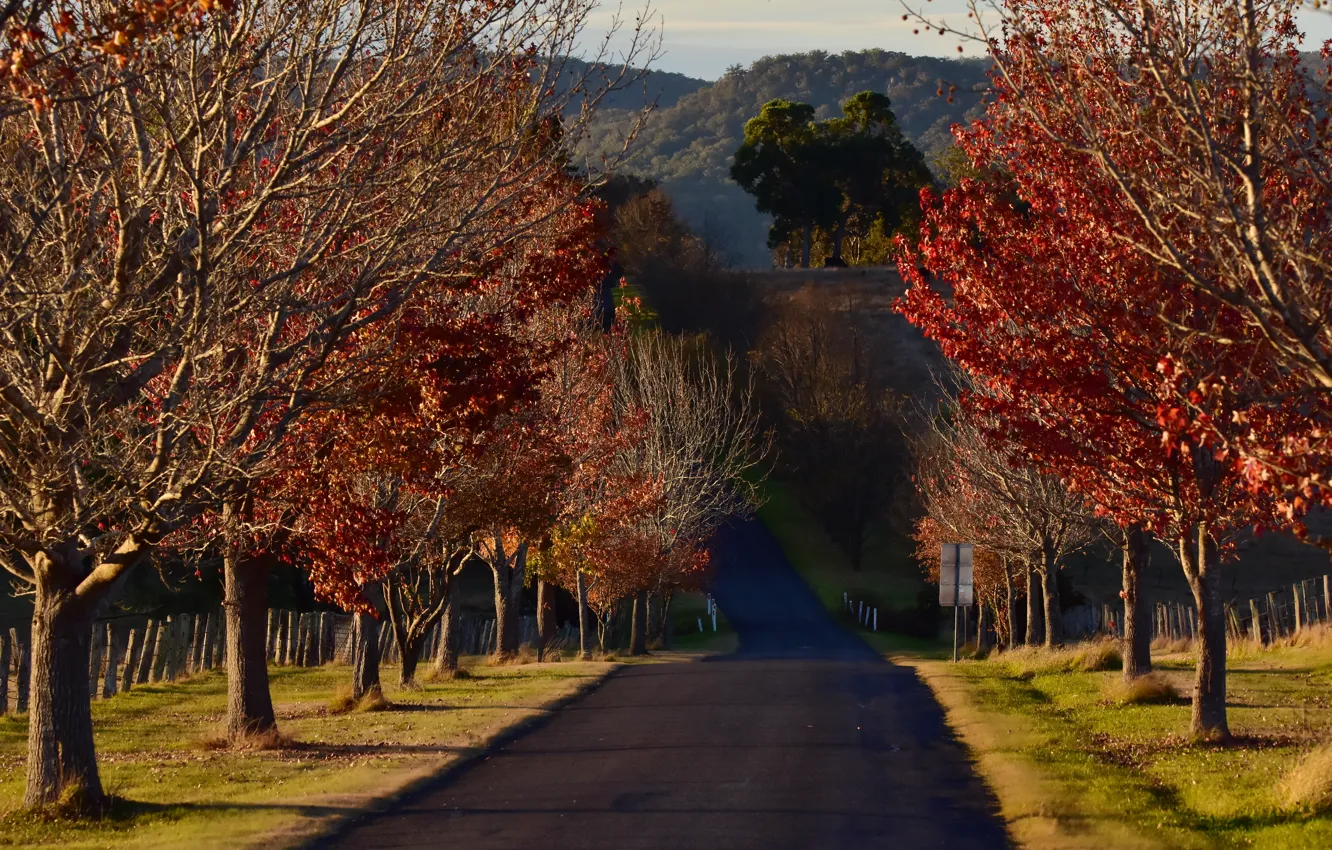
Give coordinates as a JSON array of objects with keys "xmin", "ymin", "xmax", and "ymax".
[
  {"xmin": 355, "ymin": 685, "xmax": 391, "ymax": 713},
  {"xmin": 489, "ymin": 647, "xmax": 540, "ymax": 666},
  {"xmin": 1267, "ymin": 624, "xmax": 1332, "ymax": 651},
  {"xmin": 327, "ymin": 684, "xmax": 392, "ymax": 714},
  {"xmin": 997, "ymin": 639, "xmax": 1122, "ymax": 676},
  {"xmin": 327, "ymin": 688, "xmax": 357, "ymax": 715},
  {"xmin": 1150, "ymin": 636, "xmax": 1194, "ymax": 654},
  {"xmin": 424, "ymin": 666, "xmax": 472, "ymax": 682},
  {"xmin": 1101, "ymin": 672, "xmax": 1182, "ymax": 706},
  {"xmin": 198, "ymin": 724, "xmax": 294, "ymax": 752},
  {"xmin": 1283, "ymin": 743, "xmax": 1332, "ymax": 812}
]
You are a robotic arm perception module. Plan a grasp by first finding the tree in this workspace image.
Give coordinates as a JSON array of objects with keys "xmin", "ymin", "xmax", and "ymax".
[
  {"xmin": 286, "ymin": 192, "xmax": 613, "ymax": 680},
  {"xmin": 897, "ymin": 73, "xmax": 1283, "ymax": 732},
  {"xmin": 756, "ymin": 293, "xmax": 910, "ymax": 569},
  {"xmin": 913, "ymin": 401, "xmax": 1094, "ymax": 647},
  {"xmin": 0, "ymin": 0, "xmax": 654, "ymax": 807},
  {"xmin": 535, "ymin": 328, "xmax": 767, "ymax": 655},
  {"xmin": 821, "ymin": 92, "xmax": 932, "ymax": 265},
  {"xmin": 731, "ymin": 93, "xmax": 930, "ymax": 268},
  {"xmin": 731, "ymin": 100, "xmax": 841, "ymax": 268},
  {"xmin": 902, "ymin": 0, "xmax": 1332, "ymax": 510},
  {"xmin": 911, "ymin": 432, "xmax": 1027, "ymax": 648},
  {"xmin": 0, "ymin": 0, "xmax": 216, "ymax": 113}
]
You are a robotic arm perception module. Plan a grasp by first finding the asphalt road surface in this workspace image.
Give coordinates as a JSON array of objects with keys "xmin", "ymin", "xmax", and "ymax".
[{"xmin": 319, "ymin": 520, "xmax": 1010, "ymax": 849}]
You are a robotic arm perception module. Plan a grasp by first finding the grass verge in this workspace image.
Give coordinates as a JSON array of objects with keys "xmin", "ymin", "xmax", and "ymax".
[
  {"xmin": 757, "ymin": 479, "xmax": 926, "ymax": 616},
  {"xmin": 896, "ymin": 642, "xmax": 1332, "ymax": 849},
  {"xmin": 0, "ymin": 659, "xmax": 614, "ymax": 850}
]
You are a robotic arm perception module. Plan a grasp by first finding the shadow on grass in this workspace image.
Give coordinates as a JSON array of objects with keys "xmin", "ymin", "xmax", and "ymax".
[
  {"xmin": 0, "ymin": 795, "xmax": 367, "ymax": 835},
  {"xmin": 290, "ymin": 741, "xmax": 468, "ymax": 757}
]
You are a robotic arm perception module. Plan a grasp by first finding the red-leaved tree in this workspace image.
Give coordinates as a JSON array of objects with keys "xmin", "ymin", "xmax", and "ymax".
[{"xmin": 898, "ymin": 72, "xmax": 1285, "ymax": 734}]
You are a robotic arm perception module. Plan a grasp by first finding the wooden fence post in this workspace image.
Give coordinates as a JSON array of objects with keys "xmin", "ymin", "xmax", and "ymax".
[
  {"xmin": 315, "ymin": 612, "xmax": 328, "ymax": 665},
  {"xmin": 285, "ymin": 611, "xmax": 300, "ymax": 665},
  {"xmin": 0, "ymin": 629, "xmax": 9, "ymax": 713},
  {"xmin": 214, "ymin": 607, "xmax": 226, "ymax": 668},
  {"xmin": 121, "ymin": 628, "xmax": 140, "ymax": 693},
  {"xmin": 88, "ymin": 622, "xmax": 105, "ymax": 696},
  {"xmin": 102, "ymin": 623, "xmax": 122, "ymax": 698},
  {"xmin": 298, "ymin": 615, "xmax": 311, "ymax": 666},
  {"xmin": 151, "ymin": 616, "xmax": 172, "ymax": 681},
  {"xmin": 201, "ymin": 614, "xmax": 215, "ymax": 672},
  {"xmin": 1324, "ymin": 575, "xmax": 1332, "ymax": 625},
  {"xmin": 1249, "ymin": 599, "xmax": 1264, "ymax": 645},
  {"xmin": 15, "ymin": 636, "xmax": 29, "ymax": 712},
  {"xmin": 137, "ymin": 620, "xmax": 159, "ymax": 684},
  {"xmin": 191, "ymin": 613, "xmax": 208, "ymax": 673},
  {"xmin": 266, "ymin": 611, "xmax": 280, "ymax": 663},
  {"xmin": 274, "ymin": 610, "xmax": 287, "ymax": 664}
]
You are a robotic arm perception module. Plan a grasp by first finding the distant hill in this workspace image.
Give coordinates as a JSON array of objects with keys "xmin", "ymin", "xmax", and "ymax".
[{"xmin": 581, "ymin": 50, "xmax": 993, "ymax": 267}]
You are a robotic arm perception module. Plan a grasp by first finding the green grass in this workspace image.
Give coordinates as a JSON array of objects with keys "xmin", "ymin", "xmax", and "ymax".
[
  {"xmin": 670, "ymin": 593, "xmax": 735, "ymax": 654},
  {"xmin": 757, "ymin": 479, "xmax": 927, "ymax": 616},
  {"xmin": 0, "ymin": 659, "xmax": 613, "ymax": 849},
  {"xmin": 899, "ymin": 641, "xmax": 1332, "ymax": 849}
]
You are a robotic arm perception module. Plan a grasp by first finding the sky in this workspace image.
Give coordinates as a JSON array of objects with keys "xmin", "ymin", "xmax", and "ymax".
[{"xmin": 587, "ymin": 0, "xmax": 1332, "ymax": 81}]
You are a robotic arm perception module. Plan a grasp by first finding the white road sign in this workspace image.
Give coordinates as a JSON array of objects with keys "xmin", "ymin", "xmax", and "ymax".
[{"xmin": 940, "ymin": 543, "xmax": 974, "ymax": 607}]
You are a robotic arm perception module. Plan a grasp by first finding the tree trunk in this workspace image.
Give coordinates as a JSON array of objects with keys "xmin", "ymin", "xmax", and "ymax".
[
  {"xmin": 351, "ymin": 613, "xmax": 380, "ymax": 700},
  {"xmin": 434, "ymin": 594, "xmax": 459, "ymax": 674},
  {"xmin": 536, "ymin": 579, "xmax": 555, "ymax": 662},
  {"xmin": 801, "ymin": 220, "xmax": 813, "ymax": 268},
  {"xmin": 1122, "ymin": 526, "xmax": 1153, "ymax": 681},
  {"xmin": 1025, "ymin": 563, "xmax": 1043, "ymax": 645},
  {"xmin": 1001, "ymin": 558, "xmax": 1017, "ymax": 649},
  {"xmin": 576, "ymin": 571, "xmax": 591, "ymax": 659},
  {"xmin": 223, "ymin": 540, "xmax": 276, "ymax": 740},
  {"xmin": 25, "ymin": 565, "xmax": 103, "ymax": 809},
  {"xmin": 1040, "ymin": 546, "xmax": 1063, "ymax": 647},
  {"xmin": 489, "ymin": 538, "xmax": 528, "ymax": 658},
  {"xmin": 629, "ymin": 590, "xmax": 648, "ymax": 656},
  {"xmin": 399, "ymin": 638, "xmax": 422, "ymax": 686},
  {"xmin": 1181, "ymin": 526, "xmax": 1229, "ymax": 740},
  {"xmin": 830, "ymin": 215, "xmax": 847, "ymax": 266},
  {"xmin": 659, "ymin": 591, "xmax": 675, "ymax": 649}
]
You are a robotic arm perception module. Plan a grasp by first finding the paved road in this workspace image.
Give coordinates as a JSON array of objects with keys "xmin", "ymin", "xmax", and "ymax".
[{"xmin": 319, "ymin": 520, "xmax": 1009, "ymax": 849}]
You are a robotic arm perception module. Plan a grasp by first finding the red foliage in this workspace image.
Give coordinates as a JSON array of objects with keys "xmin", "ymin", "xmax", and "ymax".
[
  {"xmin": 274, "ymin": 179, "xmax": 613, "ymax": 611},
  {"xmin": 896, "ymin": 74, "xmax": 1282, "ymax": 546}
]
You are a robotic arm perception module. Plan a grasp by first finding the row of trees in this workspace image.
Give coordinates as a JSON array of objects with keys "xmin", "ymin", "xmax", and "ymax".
[
  {"xmin": 731, "ymin": 92, "xmax": 932, "ymax": 268},
  {"xmin": 898, "ymin": 0, "xmax": 1332, "ymax": 740},
  {"xmin": 0, "ymin": 0, "xmax": 765, "ymax": 814}
]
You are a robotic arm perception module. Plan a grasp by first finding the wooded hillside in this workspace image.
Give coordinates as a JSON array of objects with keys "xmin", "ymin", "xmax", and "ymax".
[{"xmin": 583, "ymin": 50, "xmax": 991, "ymax": 266}]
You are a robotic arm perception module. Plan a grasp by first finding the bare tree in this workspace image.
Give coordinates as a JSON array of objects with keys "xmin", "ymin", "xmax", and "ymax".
[
  {"xmin": 756, "ymin": 293, "xmax": 911, "ymax": 569},
  {"xmin": 916, "ymin": 402, "xmax": 1095, "ymax": 647},
  {"xmin": 611, "ymin": 330, "xmax": 769, "ymax": 651}
]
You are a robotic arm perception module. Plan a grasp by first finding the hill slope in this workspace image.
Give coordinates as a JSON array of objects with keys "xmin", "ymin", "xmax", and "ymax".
[{"xmin": 583, "ymin": 50, "xmax": 992, "ymax": 267}]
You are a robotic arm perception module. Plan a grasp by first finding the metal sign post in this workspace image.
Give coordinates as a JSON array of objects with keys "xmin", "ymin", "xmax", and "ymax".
[{"xmin": 940, "ymin": 543, "xmax": 974, "ymax": 663}]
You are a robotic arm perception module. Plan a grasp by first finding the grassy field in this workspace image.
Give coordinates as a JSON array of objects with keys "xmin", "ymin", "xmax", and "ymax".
[
  {"xmin": 0, "ymin": 659, "xmax": 614, "ymax": 850},
  {"xmin": 899, "ymin": 639, "xmax": 1332, "ymax": 849}
]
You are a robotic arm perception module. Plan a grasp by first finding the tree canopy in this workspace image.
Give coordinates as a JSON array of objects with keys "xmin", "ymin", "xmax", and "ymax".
[{"xmin": 731, "ymin": 91, "xmax": 929, "ymax": 267}]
